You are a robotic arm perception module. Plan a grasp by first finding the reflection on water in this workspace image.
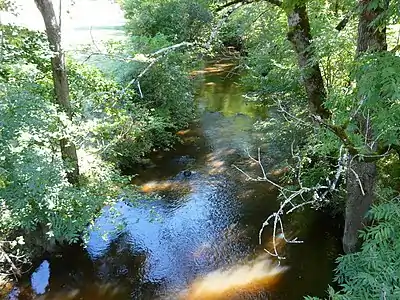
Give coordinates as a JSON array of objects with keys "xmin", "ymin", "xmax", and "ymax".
[
  {"xmin": 30, "ymin": 261, "xmax": 50, "ymax": 295},
  {"xmin": 184, "ymin": 255, "xmax": 287, "ymax": 300},
  {"xmin": 11, "ymin": 60, "xmax": 342, "ymax": 299}
]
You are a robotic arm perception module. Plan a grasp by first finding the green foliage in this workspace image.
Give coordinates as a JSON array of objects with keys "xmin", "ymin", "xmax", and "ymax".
[
  {"xmin": 354, "ymin": 53, "xmax": 400, "ymax": 146},
  {"xmin": 226, "ymin": 1, "xmax": 400, "ymax": 298},
  {"xmin": 241, "ymin": 5, "xmax": 302, "ymax": 95},
  {"xmin": 90, "ymin": 36, "xmax": 196, "ymax": 167},
  {"xmin": 1, "ymin": 0, "xmax": 399, "ymax": 294},
  {"xmin": 0, "ymin": 0, "xmax": 17, "ymax": 12},
  {"xmin": 324, "ymin": 200, "xmax": 400, "ymax": 299},
  {"xmin": 0, "ymin": 24, "xmax": 140, "ymax": 260},
  {"xmin": 121, "ymin": 0, "xmax": 212, "ymax": 42},
  {"xmin": 0, "ymin": 25, "xmax": 51, "ymax": 77},
  {"xmin": 0, "ymin": 82, "xmax": 112, "ymax": 247}
]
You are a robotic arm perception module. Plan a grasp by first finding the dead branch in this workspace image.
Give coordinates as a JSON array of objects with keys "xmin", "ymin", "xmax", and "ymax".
[
  {"xmin": 232, "ymin": 148, "xmax": 291, "ymax": 191},
  {"xmin": 234, "ymin": 145, "xmax": 348, "ymax": 259},
  {"xmin": 206, "ymin": 1, "xmax": 243, "ymax": 49},
  {"xmin": 350, "ymin": 167, "xmax": 365, "ymax": 196},
  {"xmin": 0, "ymin": 244, "xmax": 23, "ymax": 279},
  {"xmin": 216, "ymin": 0, "xmax": 282, "ymax": 11},
  {"xmin": 123, "ymin": 41, "xmax": 195, "ymax": 96}
]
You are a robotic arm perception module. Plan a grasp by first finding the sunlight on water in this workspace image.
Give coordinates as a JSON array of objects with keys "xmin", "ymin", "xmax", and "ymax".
[
  {"xmin": 177, "ymin": 129, "xmax": 193, "ymax": 136},
  {"xmin": 190, "ymin": 63, "xmax": 236, "ymax": 76},
  {"xmin": 141, "ymin": 181, "xmax": 191, "ymax": 194},
  {"xmin": 182, "ymin": 255, "xmax": 288, "ymax": 300},
  {"xmin": 205, "ymin": 148, "xmax": 238, "ymax": 175}
]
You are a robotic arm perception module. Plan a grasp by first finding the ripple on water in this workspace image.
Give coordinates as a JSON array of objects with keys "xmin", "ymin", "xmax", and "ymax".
[{"xmin": 85, "ymin": 172, "xmax": 244, "ymax": 292}]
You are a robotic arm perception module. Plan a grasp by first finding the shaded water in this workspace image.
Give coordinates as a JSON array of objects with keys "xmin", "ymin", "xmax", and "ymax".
[{"xmin": 9, "ymin": 61, "xmax": 342, "ymax": 300}]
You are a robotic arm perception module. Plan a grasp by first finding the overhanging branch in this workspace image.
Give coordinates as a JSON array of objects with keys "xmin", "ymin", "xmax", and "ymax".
[
  {"xmin": 124, "ymin": 0, "xmax": 246, "ymax": 97},
  {"xmin": 216, "ymin": 0, "xmax": 256, "ymax": 11},
  {"xmin": 312, "ymin": 115, "xmax": 358, "ymax": 156},
  {"xmin": 216, "ymin": 0, "xmax": 281, "ymax": 12}
]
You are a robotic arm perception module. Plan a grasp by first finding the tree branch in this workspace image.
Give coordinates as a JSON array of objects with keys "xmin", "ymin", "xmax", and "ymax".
[
  {"xmin": 0, "ymin": 244, "xmax": 22, "ymax": 279},
  {"xmin": 123, "ymin": 0, "xmax": 246, "ymax": 97},
  {"xmin": 335, "ymin": 13, "xmax": 352, "ymax": 31},
  {"xmin": 122, "ymin": 42, "xmax": 195, "ymax": 96},
  {"xmin": 234, "ymin": 146, "xmax": 348, "ymax": 259},
  {"xmin": 312, "ymin": 115, "xmax": 358, "ymax": 156},
  {"xmin": 216, "ymin": 0, "xmax": 281, "ymax": 12}
]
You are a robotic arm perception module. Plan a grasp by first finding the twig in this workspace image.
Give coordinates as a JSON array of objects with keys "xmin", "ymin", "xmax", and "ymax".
[
  {"xmin": 233, "ymin": 147, "xmax": 290, "ymax": 191},
  {"xmin": 365, "ymin": 109, "xmax": 370, "ymax": 147},
  {"xmin": 235, "ymin": 145, "xmax": 347, "ymax": 259},
  {"xmin": 277, "ymin": 100, "xmax": 310, "ymax": 127},
  {"xmin": 137, "ymin": 81, "xmax": 143, "ymax": 99},
  {"xmin": 0, "ymin": 245, "xmax": 21, "ymax": 279},
  {"xmin": 291, "ymin": 140, "xmax": 303, "ymax": 188},
  {"xmin": 122, "ymin": 0, "xmax": 258, "ymax": 97},
  {"xmin": 350, "ymin": 167, "xmax": 366, "ymax": 196}
]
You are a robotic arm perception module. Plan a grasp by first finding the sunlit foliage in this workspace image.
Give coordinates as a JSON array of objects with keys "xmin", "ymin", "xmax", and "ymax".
[{"xmin": 120, "ymin": 0, "xmax": 212, "ymax": 42}]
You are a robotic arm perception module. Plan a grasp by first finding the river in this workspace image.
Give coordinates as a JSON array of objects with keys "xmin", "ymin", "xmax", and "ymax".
[{"xmin": 8, "ymin": 61, "xmax": 342, "ymax": 300}]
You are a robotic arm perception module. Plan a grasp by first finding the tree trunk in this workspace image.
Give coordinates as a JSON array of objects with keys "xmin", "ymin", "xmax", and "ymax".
[
  {"xmin": 34, "ymin": 0, "xmax": 79, "ymax": 185},
  {"xmin": 356, "ymin": 0, "xmax": 387, "ymax": 54},
  {"xmin": 342, "ymin": 0, "xmax": 388, "ymax": 254},
  {"xmin": 286, "ymin": 5, "xmax": 330, "ymax": 119},
  {"xmin": 343, "ymin": 160, "xmax": 377, "ymax": 253}
]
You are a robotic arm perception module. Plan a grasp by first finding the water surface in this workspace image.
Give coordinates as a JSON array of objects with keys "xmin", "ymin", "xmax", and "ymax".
[{"xmin": 10, "ymin": 61, "xmax": 342, "ymax": 300}]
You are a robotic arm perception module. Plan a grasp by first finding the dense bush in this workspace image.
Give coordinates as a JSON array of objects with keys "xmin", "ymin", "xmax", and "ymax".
[
  {"xmin": 120, "ymin": 0, "xmax": 212, "ymax": 42},
  {"xmin": 0, "ymin": 26, "xmax": 133, "ymax": 253},
  {"xmin": 81, "ymin": 29, "xmax": 199, "ymax": 167},
  {"xmin": 0, "ymin": 77, "xmax": 126, "ymax": 252}
]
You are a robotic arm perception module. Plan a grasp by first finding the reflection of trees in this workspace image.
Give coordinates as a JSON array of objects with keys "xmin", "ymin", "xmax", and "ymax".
[
  {"xmin": 36, "ymin": 235, "xmax": 163, "ymax": 299},
  {"xmin": 40, "ymin": 244, "xmax": 97, "ymax": 298},
  {"xmin": 93, "ymin": 234, "xmax": 164, "ymax": 299},
  {"xmin": 197, "ymin": 69, "xmax": 267, "ymax": 118},
  {"xmin": 272, "ymin": 211, "xmax": 342, "ymax": 299}
]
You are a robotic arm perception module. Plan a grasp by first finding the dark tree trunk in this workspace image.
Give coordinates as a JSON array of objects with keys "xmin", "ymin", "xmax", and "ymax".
[
  {"xmin": 34, "ymin": 0, "xmax": 79, "ymax": 185},
  {"xmin": 286, "ymin": 5, "xmax": 330, "ymax": 119},
  {"xmin": 343, "ymin": 160, "xmax": 377, "ymax": 253},
  {"xmin": 356, "ymin": 0, "xmax": 387, "ymax": 53},
  {"xmin": 342, "ymin": 0, "xmax": 388, "ymax": 254}
]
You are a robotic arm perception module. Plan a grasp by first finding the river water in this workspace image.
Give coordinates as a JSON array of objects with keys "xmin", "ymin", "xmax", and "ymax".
[{"xmin": 9, "ymin": 61, "xmax": 342, "ymax": 300}]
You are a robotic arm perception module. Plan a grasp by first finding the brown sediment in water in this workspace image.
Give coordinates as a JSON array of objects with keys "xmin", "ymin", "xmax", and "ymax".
[
  {"xmin": 182, "ymin": 255, "xmax": 288, "ymax": 300},
  {"xmin": 205, "ymin": 148, "xmax": 240, "ymax": 175}
]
